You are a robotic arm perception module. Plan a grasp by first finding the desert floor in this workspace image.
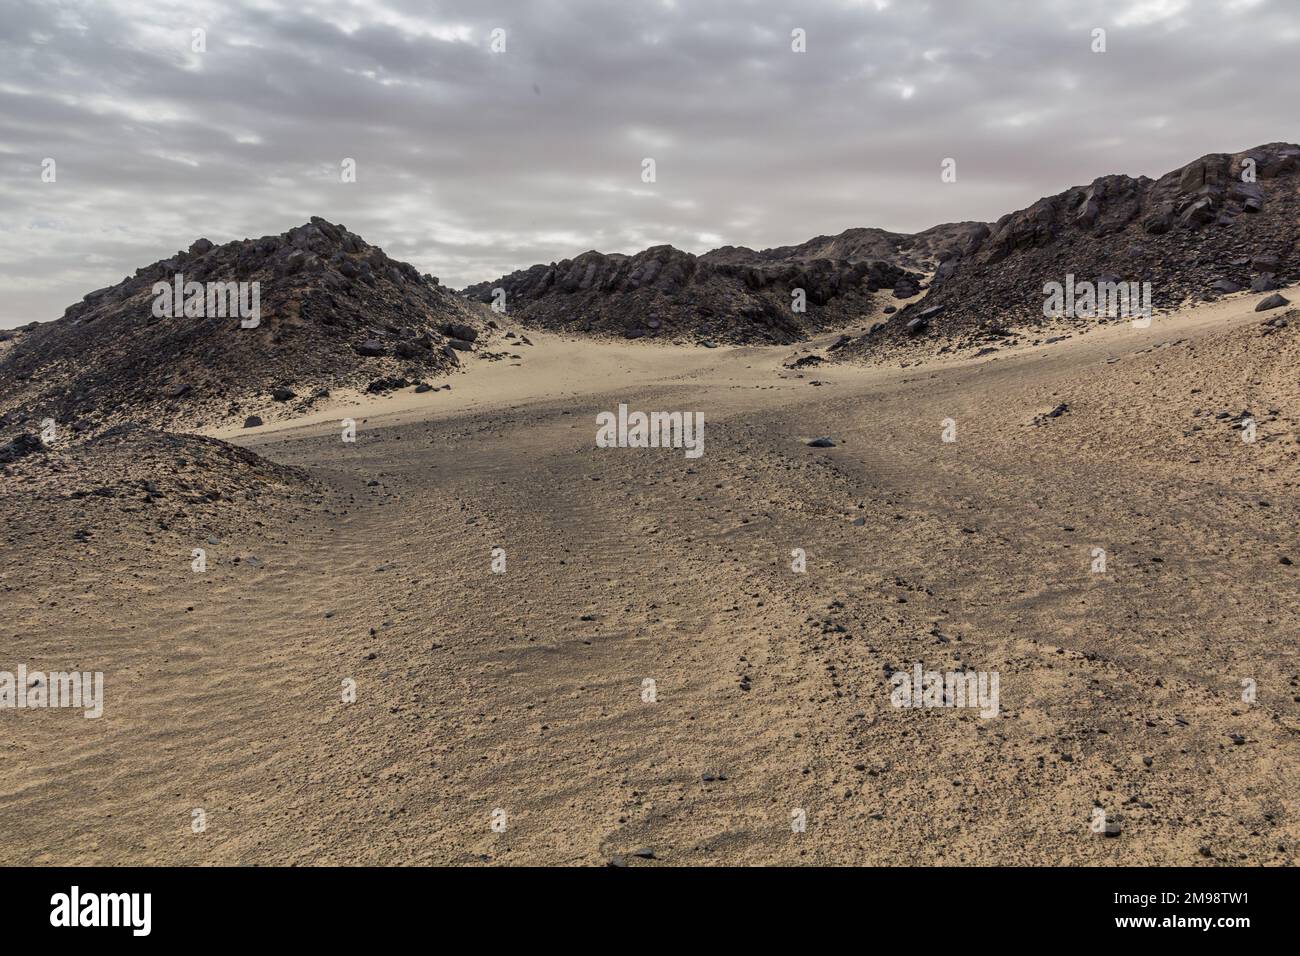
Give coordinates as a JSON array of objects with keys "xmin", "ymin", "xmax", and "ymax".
[{"xmin": 2, "ymin": 291, "xmax": 1297, "ymax": 865}]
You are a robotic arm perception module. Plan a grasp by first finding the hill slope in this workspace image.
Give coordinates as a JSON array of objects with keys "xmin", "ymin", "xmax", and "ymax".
[
  {"xmin": 841, "ymin": 142, "xmax": 1300, "ymax": 357},
  {"xmin": 0, "ymin": 218, "xmax": 490, "ymax": 433},
  {"xmin": 462, "ymin": 242, "xmax": 923, "ymax": 345}
]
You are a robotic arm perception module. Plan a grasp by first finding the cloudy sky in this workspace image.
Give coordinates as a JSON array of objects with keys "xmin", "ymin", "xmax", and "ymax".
[{"xmin": 2, "ymin": 0, "xmax": 1297, "ymax": 327}]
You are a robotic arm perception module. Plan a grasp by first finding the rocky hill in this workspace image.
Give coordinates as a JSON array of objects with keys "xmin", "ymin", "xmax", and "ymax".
[
  {"xmin": 0, "ymin": 217, "xmax": 490, "ymax": 434},
  {"xmin": 702, "ymin": 221, "xmax": 990, "ymax": 272},
  {"xmin": 462, "ymin": 242, "xmax": 923, "ymax": 345},
  {"xmin": 840, "ymin": 142, "xmax": 1300, "ymax": 358}
]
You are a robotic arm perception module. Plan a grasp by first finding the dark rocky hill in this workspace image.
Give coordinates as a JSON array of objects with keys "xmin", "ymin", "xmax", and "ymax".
[
  {"xmin": 0, "ymin": 217, "xmax": 490, "ymax": 433},
  {"xmin": 839, "ymin": 142, "xmax": 1300, "ymax": 358},
  {"xmin": 463, "ymin": 242, "xmax": 923, "ymax": 345}
]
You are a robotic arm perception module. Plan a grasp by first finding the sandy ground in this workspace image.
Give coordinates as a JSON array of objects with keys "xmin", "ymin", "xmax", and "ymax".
[{"xmin": 1, "ymin": 290, "xmax": 1297, "ymax": 865}]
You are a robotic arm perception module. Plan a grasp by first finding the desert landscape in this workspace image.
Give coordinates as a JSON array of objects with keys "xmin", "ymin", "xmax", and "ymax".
[
  {"xmin": 1, "ymin": 141, "xmax": 1297, "ymax": 866},
  {"xmin": 2, "ymin": 0, "xmax": 1299, "ymax": 881}
]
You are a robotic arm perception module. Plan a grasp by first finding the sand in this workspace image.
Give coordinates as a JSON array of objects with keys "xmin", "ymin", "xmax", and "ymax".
[{"xmin": 1, "ymin": 289, "xmax": 1296, "ymax": 865}]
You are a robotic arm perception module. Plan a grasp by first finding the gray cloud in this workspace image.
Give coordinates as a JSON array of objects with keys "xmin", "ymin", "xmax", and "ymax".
[{"xmin": 2, "ymin": 0, "xmax": 1297, "ymax": 326}]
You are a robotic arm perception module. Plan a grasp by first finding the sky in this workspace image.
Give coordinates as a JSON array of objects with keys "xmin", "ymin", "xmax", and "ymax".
[{"xmin": 1, "ymin": 0, "xmax": 1297, "ymax": 327}]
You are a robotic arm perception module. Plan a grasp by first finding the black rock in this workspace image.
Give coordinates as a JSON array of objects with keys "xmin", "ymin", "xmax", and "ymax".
[
  {"xmin": 787, "ymin": 355, "xmax": 824, "ymax": 369},
  {"xmin": 1255, "ymin": 293, "xmax": 1289, "ymax": 311},
  {"xmin": 442, "ymin": 322, "xmax": 478, "ymax": 343},
  {"xmin": 366, "ymin": 376, "xmax": 411, "ymax": 393},
  {"xmin": 243, "ymin": 415, "xmax": 263, "ymax": 428},
  {"xmin": 0, "ymin": 432, "xmax": 44, "ymax": 463},
  {"xmin": 271, "ymin": 387, "xmax": 296, "ymax": 402},
  {"xmin": 807, "ymin": 436, "xmax": 836, "ymax": 447},
  {"xmin": 354, "ymin": 339, "xmax": 386, "ymax": 357}
]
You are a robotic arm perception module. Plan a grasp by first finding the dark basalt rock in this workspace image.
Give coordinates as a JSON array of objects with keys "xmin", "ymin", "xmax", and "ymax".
[
  {"xmin": 462, "ymin": 239, "xmax": 936, "ymax": 346},
  {"xmin": 0, "ymin": 432, "xmax": 44, "ymax": 464},
  {"xmin": 837, "ymin": 142, "xmax": 1300, "ymax": 359},
  {"xmin": 0, "ymin": 217, "xmax": 486, "ymax": 432}
]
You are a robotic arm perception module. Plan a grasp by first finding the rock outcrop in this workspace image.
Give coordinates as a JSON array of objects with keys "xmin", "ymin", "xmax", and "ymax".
[
  {"xmin": 0, "ymin": 217, "xmax": 489, "ymax": 432},
  {"xmin": 464, "ymin": 243, "xmax": 922, "ymax": 345},
  {"xmin": 840, "ymin": 142, "xmax": 1300, "ymax": 357}
]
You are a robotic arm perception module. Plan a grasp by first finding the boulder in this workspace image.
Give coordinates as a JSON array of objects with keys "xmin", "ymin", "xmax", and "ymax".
[
  {"xmin": 366, "ymin": 376, "xmax": 410, "ymax": 393},
  {"xmin": 0, "ymin": 432, "xmax": 44, "ymax": 464},
  {"xmin": 443, "ymin": 322, "xmax": 478, "ymax": 343}
]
